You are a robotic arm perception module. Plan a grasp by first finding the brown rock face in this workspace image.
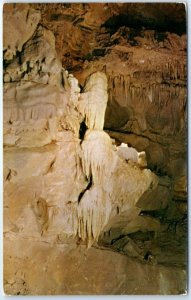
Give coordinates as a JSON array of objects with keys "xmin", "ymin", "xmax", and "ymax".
[
  {"xmin": 34, "ymin": 2, "xmax": 187, "ymax": 196},
  {"xmin": 4, "ymin": 240, "xmax": 186, "ymax": 295},
  {"xmin": 3, "ymin": 3, "xmax": 187, "ymax": 296}
]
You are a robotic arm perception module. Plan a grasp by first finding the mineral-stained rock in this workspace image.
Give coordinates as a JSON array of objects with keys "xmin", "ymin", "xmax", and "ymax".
[{"xmin": 173, "ymin": 175, "xmax": 187, "ymax": 201}]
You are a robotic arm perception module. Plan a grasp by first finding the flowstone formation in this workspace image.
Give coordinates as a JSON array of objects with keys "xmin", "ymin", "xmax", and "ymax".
[
  {"xmin": 3, "ymin": 3, "xmax": 187, "ymax": 296},
  {"xmin": 3, "ymin": 24, "xmax": 157, "ymax": 248}
]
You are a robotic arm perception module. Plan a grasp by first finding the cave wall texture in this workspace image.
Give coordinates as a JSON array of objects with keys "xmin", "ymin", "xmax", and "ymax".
[{"xmin": 3, "ymin": 3, "xmax": 187, "ymax": 295}]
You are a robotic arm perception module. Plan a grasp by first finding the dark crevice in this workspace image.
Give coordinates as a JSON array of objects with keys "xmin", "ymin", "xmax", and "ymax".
[
  {"xmin": 44, "ymin": 157, "xmax": 56, "ymax": 175},
  {"xmin": 139, "ymin": 209, "xmax": 166, "ymax": 219},
  {"xmin": 49, "ymin": 158, "xmax": 56, "ymax": 170},
  {"xmin": 3, "ymin": 54, "xmax": 12, "ymax": 69},
  {"xmin": 73, "ymin": 17, "xmax": 84, "ymax": 26},
  {"xmin": 16, "ymin": 50, "xmax": 22, "ymax": 65},
  {"xmin": 5, "ymin": 169, "xmax": 17, "ymax": 181},
  {"xmin": 26, "ymin": 61, "xmax": 33, "ymax": 73},
  {"xmin": 78, "ymin": 174, "xmax": 93, "ymax": 203},
  {"xmin": 6, "ymin": 169, "xmax": 11, "ymax": 181},
  {"xmin": 79, "ymin": 120, "xmax": 88, "ymax": 140},
  {"xmin": 26, "ymin": 9, "xmax": 30, "ymax": 22},
  {"xmin": 150, "ymin": 165, "xmax": 168, "ymax": 177},
  {"xmin": 92, "ymin": 48, "xmax": 106, "ymax": 57},
  {"xmin": 144, "ymin": 251, "xmax": 153, "ymax": 261}
]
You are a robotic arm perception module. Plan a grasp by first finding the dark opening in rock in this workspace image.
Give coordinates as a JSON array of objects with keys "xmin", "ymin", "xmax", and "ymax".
[{"xmin": 79, "ymin": 120, "xmax": 88, "ymax": 140}]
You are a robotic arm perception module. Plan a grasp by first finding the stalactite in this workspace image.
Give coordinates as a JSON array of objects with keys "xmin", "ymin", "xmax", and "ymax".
[
  {"xmin": 78, "ymin": 72, "xmax": 108, "ymax": 130},
  {"xmin": 81, "ymin": 130, "xmax": 115, "ymax": 183},
  {"xmin": 162, "ymin": 60, "xmax": 186, "ymax": 82},
  {"xmin": 77, "ymin": 186, "xmax": 111, "ymax": 248}
]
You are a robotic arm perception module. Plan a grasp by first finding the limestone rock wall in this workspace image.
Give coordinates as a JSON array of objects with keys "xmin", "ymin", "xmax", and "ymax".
[{"xmin": 3, "ymin": 4, "xmax": 41, "ymax": 60}]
